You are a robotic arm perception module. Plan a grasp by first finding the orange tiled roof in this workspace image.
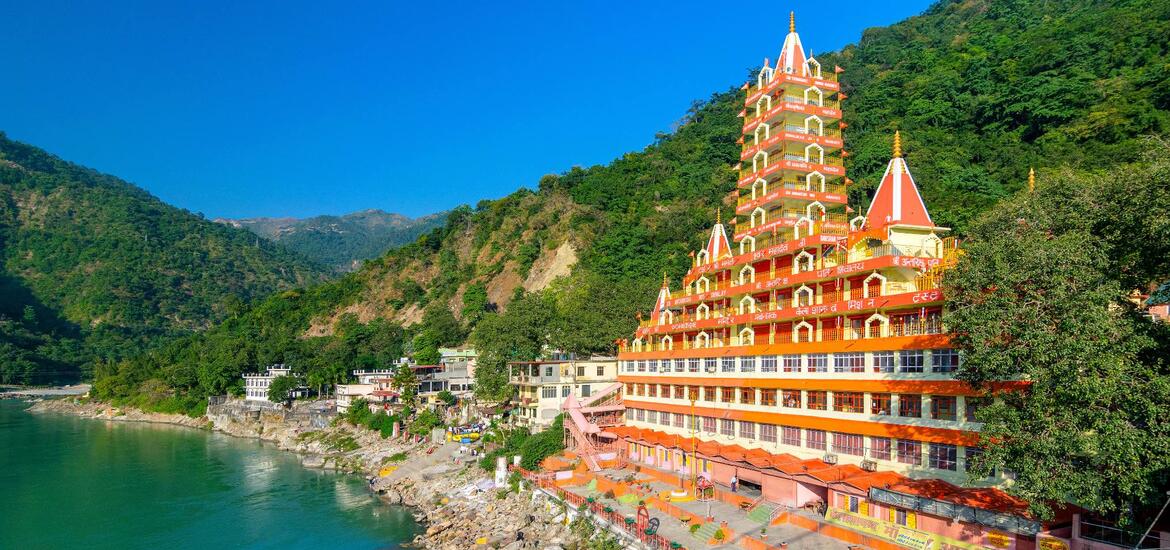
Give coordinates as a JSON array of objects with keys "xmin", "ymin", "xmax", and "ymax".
[{"xmin": 888, "ymin": 478, "xmax": 1031, "ymax": 517}]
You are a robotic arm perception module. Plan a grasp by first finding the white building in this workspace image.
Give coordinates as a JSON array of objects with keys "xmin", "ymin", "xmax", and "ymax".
[
  {"xmin": 509, "ymin": 356, "xmax": 619, "ymax": 430},
  {"xmin": 242, "ymin": 364, "xmax": 293, "ymax": 403}
]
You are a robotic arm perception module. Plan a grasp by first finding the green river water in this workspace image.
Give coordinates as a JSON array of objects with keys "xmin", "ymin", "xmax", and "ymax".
[{"xmin": 0, "ymin": 399, "xmax": 419, "ymax": 549}]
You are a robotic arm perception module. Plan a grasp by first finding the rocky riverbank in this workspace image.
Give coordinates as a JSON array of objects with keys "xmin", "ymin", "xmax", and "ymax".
[{"xmin": 27, "ymin": 398, "xmax": 580, "ymax": 549}]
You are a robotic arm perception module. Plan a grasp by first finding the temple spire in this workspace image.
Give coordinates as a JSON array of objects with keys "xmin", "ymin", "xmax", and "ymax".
[
  {"xmin": 716, "ymin": 208, "xmax": 721, "ymax": 225},
  {"xmin": 864, "ymin": 132, "xmax": 934, "ymax": 230},
  {"xmin": 893, "ymin": 130, "xmax": 902, "ymax": 158},
  {"xmin": 790, "ymin": 11, "xmax": 795, "ymax": 33},
  {"xmin": 1028, "ymin": 167, "xmax": 1036, "ymax": 193}
]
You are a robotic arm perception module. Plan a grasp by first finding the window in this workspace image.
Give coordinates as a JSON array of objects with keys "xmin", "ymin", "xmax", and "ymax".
[
  {"xmin": 542, "ymin": 387, "xmax": 556, "ymax": 399},
  {"xmin": 762, "ymin": 355, "xmax": 778, "ymax": 372},
  {"xmin": 871, "ymin": 393, "xmax": 891, "ymax": 415},
  {"xmin": 966, "ymin": 397, "xmax": 990, "ymax": 422},
  {"xmin": 807, "ymin": 353, "xmax": 828, "ymax": 372},
  {"xmin": 687, "ymin": 358, "xmax": 699, "ymax": 373},
  {"xmin": 634, "ymin": 409, "xmax": 645, "ymax": 421},
  {"xmin": 806, "ymin": 429, "xmax": 827, "ymax": 450},
  {"xmin": 720, "ymin": 419, "xmax": 735, "ymax": 437},
  {"xmin": 674, "ymin": 413, "xmax": 685, "ymax": 428},
  {"xmin": 782, "ymin": 426, "xmax": 801, "ymax": 446},
  {"xmin": 703, "ymin": 416, "xmax": 716, "ymax": 433},
  {"xmin": 832, "ymin": 433, "xmax": 864, "ymax": 456},
  {"xmin": 721, "ymin": 387, "xmax": 735, "ymax": 402},
  {"xmin": 899, "ymin": 394, "xmax": 922, "ymax": 418},
  {"xmin": 782, "ymin": 390, "xmax": 801, "ymax": 408},
  {"xmin": 703, "ymin": 387, "xmax": 715, "ymax": 402},
  {"xmin": 740, "ymin": 387, "xmax": 756, "ymax": 405},
  {"xmin": 648, "ymin": 360, "xmax": 657, "ymax": 373},
  {"xmin": 581, "ymin": 384, "xmax": 591, "ymax": 397},
  {"xmin": 782, "ymin": 354, "xmax": 801, "ymax": 373},
  {"xmin": 660, "ymin": 411, "xmax": 672, "ymax": 425},
  {"xmin": 873, "ymin": 351, "xmax": 895, "ymax": 373},
  {"xmin": 897, "ymin": 439, "xmax": 922, "ymax": 465},
  {"xmin": 931, "ymin": 396, "xmax": 957, "ymax": 421},
  {"xmin": 721, "ymin": 357, "xmax": 735, "ymax": 373},
  {"xmin": 647, "ymin": 410, "xmax": 657, "ymax": 424},
  {"xmin": 834, "ymin": 352, "xmax": 864, "ymax": 373},
  {"xmin": 807, "ymin": 391, "xmax": 827, "ymax": 410},
  {"xmin": 704, "ymin": 358, "xmax": 717, "ymax": 373},
  {"xmin": 761, "ymin": 389, "xmax": 777, "ymax": 406},
  {"xmin": 761, "ymin": 424, "xmax": 777, "ymax": 443},
  {"xmin": 739, "ymin": 421, "xmax": 756, "ymax": 440},
  {"xmin": 647, "ymin": 385, "xmax": 657, "ymax": 398},
  {"xmin": 929, "ymin": 443, "xmax": 958, "ymax": 471},
  {"xmin": 545, "ymin": 366, "xmax": 554, "ymax": 377},
  {"xmin": 833, "ymin": 392, "xmax": 864, "ymax": 413},
  {"xmin": 597, "ymin": 365, "xmax": 606, "ymax": 376},
  {"xmin": 899, "ymin": 350, "xmax": 924, "ymax": 373},
  {"xmin": 740, "ymin": 356, "xmax": 756, "ymax": 373},
  {"xmin": 577, "ymin": 366, "xmax": 585, "ymax": 377},
  {"xmin": 870, "ymin": 437, "xmax": 892, "ymax": 460},
  {"xmin": 846, "ymin": 495, "xmax": 861, "ymax": 513},
  {"xmin": 932, "ymin": 349, "xmax": 960, "ymax": 373},
  {"xmin": 895, "ymin": 509, "xmax": 914, "ymax": 527}
]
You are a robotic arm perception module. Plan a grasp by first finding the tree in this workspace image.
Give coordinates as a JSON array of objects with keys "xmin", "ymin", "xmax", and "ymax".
[
  {"xmin": 392, "ymin": 363, "xmax": 419, "ymax": 406},
  {"xmin": 946, "ymin": 153, "xmax": 1170, "ymax": 520},
  {"xmin": 437, "ymin": 389, "xmax": 457, "ymax": 407},
  {"xmin": 266, "ymin": 374, "xmax": 300, "ymax": 405}
]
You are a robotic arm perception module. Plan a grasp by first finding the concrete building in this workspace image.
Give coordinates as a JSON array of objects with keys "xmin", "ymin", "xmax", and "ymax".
[
  {"xmin": 510, "ymin": 356, "xmax": 619, "ymax": 431},
  {"xmin": 242, "ymin": 364, "xmax": 298, "ymax": 403}
]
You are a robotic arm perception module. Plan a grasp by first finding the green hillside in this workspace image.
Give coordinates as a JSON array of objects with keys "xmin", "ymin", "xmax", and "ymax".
[
  {"xmin": 220, "ymin": 209, "xmax": 448, "ymax": 272},
  {"xmin": 95, "ymin": 0, "xmax": 1170, "ymax": 409},
  {"xmin": 0, "ymin": 133, "xmax": 328, "ymax": 384}
]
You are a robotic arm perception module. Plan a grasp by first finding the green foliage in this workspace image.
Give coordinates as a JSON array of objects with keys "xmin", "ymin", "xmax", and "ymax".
[
  {"xmin": 519, "ymin": 414, "xmax": 566, "ymax": 471},
  {"xmin": 437, "ymin": 389, "xmax": 457, "ymax": 406},
  {"xmin": 947, "ymin": 147, "xmax": 1170, "ymax": 519},
  {"xmin": 408, "ymin": 408, "xmax": 444, "ymax": 436},
  {"xmin": 266, "ymin": 374, "xmax": 300, "ymax": 404},
  {"xmin": 386, "ymin": 452, "xmax": 408, "ymax": 462},
  {"xmin": 0, "ymin": 133, "xmax": 327, "ymax": 384}
]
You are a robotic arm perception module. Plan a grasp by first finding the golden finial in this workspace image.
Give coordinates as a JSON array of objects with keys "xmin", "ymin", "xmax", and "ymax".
[
  {"xmin": 789, "ymin": 12, "xmax": 796, "ymax": 33},
  {"xmin": 716, "ymin": 208, "xmax": 721, "ymax": 225},
  {"xmin": 663, "ymin": 271, "xmax": 668, "ymax": 287},
  {"xmin": 1028, "ymin": 167, "xmax": 1036, "ymax": 193},
  {"xmin": 893, "ymin": 131, "xmax": 902, "ymax": 158}
]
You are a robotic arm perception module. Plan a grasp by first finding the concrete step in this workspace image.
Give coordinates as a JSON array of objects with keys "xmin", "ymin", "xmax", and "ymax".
[
  {"xmin": 690, "ymin": 522, "xmax": 720, "ymax": 542},
  {"xmin": 748, "ymin": 502, "xmax": 778, "ymax": 524}
]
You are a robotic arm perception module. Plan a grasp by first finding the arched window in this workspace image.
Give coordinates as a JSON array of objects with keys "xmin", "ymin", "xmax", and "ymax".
[
  {"xmin": 752, "ymin": 178, "xmax": 767, "ymax": 199},
  {"xmin": 661, "ymin": 335, "xmax": 673, "ymax": 351},
  {"xmin": 757, "ymin": 67, "xmax": 774, "ymax": 87},
  {"xmin": 632, "ymin": 338, "xmax": 644, "ymax": 351},
  {"xmin": 696, "ymin": 303, "xmax": 710, "ymax": 320},
  {"xmin": 794, "ymin": 251, "xmax": 816, "ymax": 273},
  {"xmin": 695, "ymin": 331, "xmax": 710, "ymax": 349},
  {"xmin": 739, "ymin": 234, "xmax": 756, "ymax": 255},
  {"xmin": 804, "ymin": 86, "xmax": 824, "ymax": 106},
  {"xmin": 807, "ymin": 58, "xmax": 822, "ymax": 79},
  {"xmin": 804, "ymin": 143, "xmax": 824, "ymax": 164},
  {"xmin": 755, "ymin": 96, "xmax": 772, "ymax": 117},
  {"xmin": 753, "ymin": 123, "xmax": 770, "ymax": 145},
  {"xmin": 751, "ymin": 207, "xmax": 767, "ymax": 229},
  {"xmin": 806, "ymin": 201, "xmax": 827, "ymax": 222},
  {"xmin": 924, "ymin": 233, "xmax": 943, "ymax": 258},
  {"xmin": 739, "ymin": 295, "xmax": 756, "ymax": 314},
  {"xmin": 739, "ymin": 328, "xmax": 754, "ymax": 346},
  {"xmin": 863, "ymin": 272, "xmax": 886, "ymax": 298},
  {"xmin": 753, "ymin": 150, "xmax": 769, "ymax": 172},
  {"xmin": 794, "ymin": 321, "xmax": 814, "ymax": 343},
  {"xmin": 696, "ymin": 276, "xmax": 711, "ymax": 294},
  {"xmin": 659, "ymin": 309, "xmax": 674, "ymax": 325},
  {"xmin": 696, "ymin": 249, "xmax": 709, "ymax": 266},
  {"xmin": 794, "ymin": 216, "xmax": 814, "ymax": 238},
  {"xmin": 804, "ymin": 115, "xmax": 824, "ymax": 136},
  {"xmin": 738, "ymin": 265, "xmax": 755, "ymax": 285},
  {"xmin": 805, "ymin": 171, "xmax": 826, "ymax": 192},
  {"xmin": 795, "ymin": 285, "xmax": 814, "ymax": 307},
  {"xmin": 864, "ymin": 314, "xmax": 888, "ymax": 339}
]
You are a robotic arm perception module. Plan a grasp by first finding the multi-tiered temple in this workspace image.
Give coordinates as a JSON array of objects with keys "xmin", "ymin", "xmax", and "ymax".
[{"xmin": 561, "ymin": 13, "xmax": 1070, "ymax": 550}]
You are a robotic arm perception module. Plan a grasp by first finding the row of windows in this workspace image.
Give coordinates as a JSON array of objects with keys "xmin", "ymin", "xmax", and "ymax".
[
  {"xmin": 626, "ymin": 409, "xmax": 976, "ymax": 472},
  {"xmin": 539, "ymin": 384, "xmax": 594, "ymax": 400},
  {"xmin": 537, "ymin": 365, "xmax": 609, "ymax": 378},
  {"xmin": 621, "ymin": 349, "xmax": 960, "ymax": 375},
  {"xmin": 624, "ymin": 384, "xmax": 988, "ymax": 422}
]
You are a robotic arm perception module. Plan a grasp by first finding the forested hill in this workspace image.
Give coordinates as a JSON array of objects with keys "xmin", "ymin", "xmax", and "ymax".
[
  {"xmin": 218, "ymin": 209, "xmax": 448, "ymax": 272},
  {"xmin": 95, "ymin": 0, "xmax": 1169, "ymax": 410},
  {"xmin": 0, "ymin": 133, "xmax": 329, "ymax": 384}
]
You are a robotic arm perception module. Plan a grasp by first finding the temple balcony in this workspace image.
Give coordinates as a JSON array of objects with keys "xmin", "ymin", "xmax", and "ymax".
[
  {"xmin": 738, "ymin": 157, "xmax": 844, "ymax": 186},
  {"xmin": 744, "ymin": 72, "xmax": 840, "ymax": 108},
  {"xmin": 743, "ymin": 100, "xmax": 842, "ymax": 136},
  {"xmin": 740, "ymin": 127, "xmax": 843, "ymax": 161},
  {"xmin": 733, "ymin": 211, "xmax": 849, "ymax": 241}
]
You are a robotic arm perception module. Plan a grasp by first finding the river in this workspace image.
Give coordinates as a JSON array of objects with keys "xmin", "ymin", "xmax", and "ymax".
[{"xmin": 0, "ymin": 399, "xmax": 419, "ymax": 549}]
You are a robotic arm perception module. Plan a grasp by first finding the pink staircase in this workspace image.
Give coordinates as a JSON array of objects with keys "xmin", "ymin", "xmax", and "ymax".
[{"xmin": 562, "ymin": 383, "xmax": 625, "ymax": 471}]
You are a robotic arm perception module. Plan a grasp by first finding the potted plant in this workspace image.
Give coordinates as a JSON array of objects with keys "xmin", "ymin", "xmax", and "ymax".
[
  {"xmin": 603, "ymin": 506, "xmax": 613, "ymax": 513},
  {"xmin": 670, "ymin": 542, "xmax": 683, "ymax": 550},
  {"xmin": 586, "ymin": 496, "xmax": 595, "ymax": 503},
  {"xmin": 689, "ymin": 524, "xmax": 701, "ymax": 535},
  {"xmin": 710, "ymin": 529, "xmax": 726, "ymax": 546},
  {"xmin": 760, "ymin": 527, "xmax": 767, "ymax": 540}
]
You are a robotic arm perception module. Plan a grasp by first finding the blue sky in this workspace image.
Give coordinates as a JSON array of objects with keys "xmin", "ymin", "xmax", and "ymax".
[{"xmin": 0, "ymin": 0, "xmax": 933, "ymax": 219}]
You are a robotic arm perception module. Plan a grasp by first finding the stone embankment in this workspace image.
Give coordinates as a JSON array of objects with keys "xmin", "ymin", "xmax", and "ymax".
[{"xmin": 27, "ymin": 398, "xmax": 580, "ymax": 549}]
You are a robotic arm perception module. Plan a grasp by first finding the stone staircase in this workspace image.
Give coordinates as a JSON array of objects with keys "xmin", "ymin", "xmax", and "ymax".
[
  {"xmin": 748, "ymin": 502, "xmax": 780, "ymax": 524},
  {"xmin": 690, "ymin": 522, "xmax": 721, "ymax": 542}
]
